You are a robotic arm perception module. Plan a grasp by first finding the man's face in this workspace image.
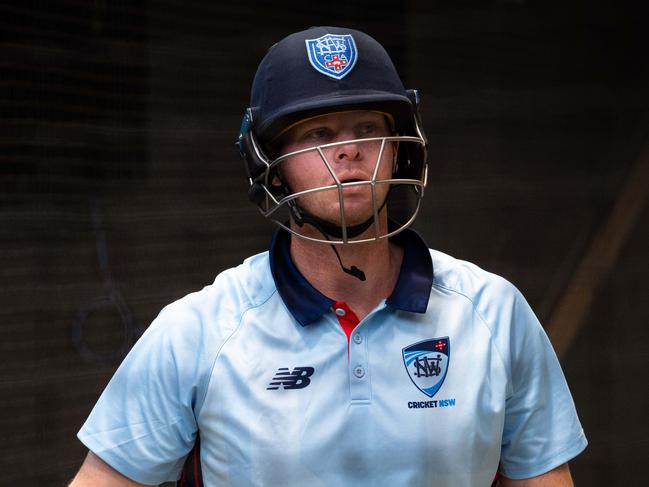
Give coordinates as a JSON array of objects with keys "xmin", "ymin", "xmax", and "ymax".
[{"xmin": 275, "ymin": 110, "xmax": 396, "ymax": 227}]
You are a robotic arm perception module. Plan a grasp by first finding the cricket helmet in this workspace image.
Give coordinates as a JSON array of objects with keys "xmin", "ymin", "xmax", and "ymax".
[{"xmin": 238, "ymin": 26, "xmax": 428, "ymax": 244}]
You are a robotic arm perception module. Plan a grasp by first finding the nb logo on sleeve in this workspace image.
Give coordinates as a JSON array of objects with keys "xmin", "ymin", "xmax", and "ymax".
[{"xmin": 267, "ymin": 367, "xmax": 315, "ymax": 390}]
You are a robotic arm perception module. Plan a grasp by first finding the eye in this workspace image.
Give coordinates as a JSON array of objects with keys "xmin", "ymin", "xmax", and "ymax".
[
  {"xmin": 356, "ymin": 122, "xmax": 379, "ymax": 137},
  {"xmin": 303, "ymin": 127, "xmax": 333, "ymax": 142}
]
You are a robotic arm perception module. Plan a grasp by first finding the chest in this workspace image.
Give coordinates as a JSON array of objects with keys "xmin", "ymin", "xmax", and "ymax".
[{"xmin": 197, "ymin": 296, "xmax": 506, "ymax": 486}]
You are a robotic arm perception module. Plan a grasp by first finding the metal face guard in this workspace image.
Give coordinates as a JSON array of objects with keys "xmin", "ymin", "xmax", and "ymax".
[{"xmin": 255, "ymin": 135, "xmax": 427, "ymax": 244}]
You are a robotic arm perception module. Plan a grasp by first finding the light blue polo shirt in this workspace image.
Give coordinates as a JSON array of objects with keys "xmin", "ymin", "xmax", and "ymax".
[{"xmin": 78, "ymin": 227, "xmax": 587, "ymax": 486}]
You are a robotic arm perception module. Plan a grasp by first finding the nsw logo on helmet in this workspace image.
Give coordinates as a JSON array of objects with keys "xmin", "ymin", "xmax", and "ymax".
[{"xmin": 305, "ymin": 33, "xmax": 358, "ymax": 80}]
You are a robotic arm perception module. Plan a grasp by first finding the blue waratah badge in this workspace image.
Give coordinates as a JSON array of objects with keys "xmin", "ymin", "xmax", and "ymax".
[
  {"xmin": 403, "ymin": 337, "xmax": 450, "ymax": 398},
  {"xmin": 305, "ymin": 33, "xmax": 358, "ymax": 80}
]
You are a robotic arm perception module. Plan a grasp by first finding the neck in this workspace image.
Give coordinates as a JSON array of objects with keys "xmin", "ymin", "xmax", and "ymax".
[{"xmin": 289, "ymin": 221, "xmax": 403, "ymax": 320}]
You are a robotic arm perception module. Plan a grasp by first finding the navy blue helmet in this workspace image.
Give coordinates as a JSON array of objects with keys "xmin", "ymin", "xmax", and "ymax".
[{"xmin": 238, "ymin": 26, "xmax": 428, "ymax": 244}]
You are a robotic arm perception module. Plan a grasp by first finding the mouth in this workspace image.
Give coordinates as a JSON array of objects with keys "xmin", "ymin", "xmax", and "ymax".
[
  {"xmin": 339, "ymin": 178, "xmax": 365, "ymax": 185},
  {"xmin": 337, "ymin": 179, "xmax": 371, "ymax": 200}
]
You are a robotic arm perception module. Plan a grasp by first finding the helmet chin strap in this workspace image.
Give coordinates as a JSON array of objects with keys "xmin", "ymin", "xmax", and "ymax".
[{"xmin": 286, "ymin": 188, "xmax": 392, "ymax": 282}]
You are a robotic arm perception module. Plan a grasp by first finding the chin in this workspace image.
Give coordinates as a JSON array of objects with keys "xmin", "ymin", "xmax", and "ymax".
[
  {"xmin": 301, "ymin": 196, "xmax": 383, "ymax": 227},
  {"xmin": 324, "ymin": 210, "xmax": 377, "ymax": 228}
]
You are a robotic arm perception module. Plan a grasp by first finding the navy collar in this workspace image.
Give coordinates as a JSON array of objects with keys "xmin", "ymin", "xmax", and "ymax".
[{"xmin": 269, "ymin": 225, "xmax": 434, "ymax": 326}]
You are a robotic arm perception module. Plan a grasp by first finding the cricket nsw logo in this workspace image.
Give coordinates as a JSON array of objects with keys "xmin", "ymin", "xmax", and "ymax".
[
  {"xmin": 305, "ymin": 33, "xmax": 357, "ymax": 79},
  {"xmin": 403, "ymin": 337, "xmax": 450, "ymax": 398}
]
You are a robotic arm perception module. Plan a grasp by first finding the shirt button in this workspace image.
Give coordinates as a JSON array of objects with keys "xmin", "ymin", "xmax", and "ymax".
[
  {"xmin": 335, "ymin": 308, "xmax": 346, "ymax": 317},
  {"xmin": 354, "ymin": 366, "xmax": 365, "ymax": 378},
  {"xmin": 353, "ymin": 333, "xmax": 362, "ymax": 344}
]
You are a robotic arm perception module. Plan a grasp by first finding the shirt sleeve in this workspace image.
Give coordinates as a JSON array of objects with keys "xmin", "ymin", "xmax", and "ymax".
[
  {"xmin": 77, "ymin": 302, "xmax": 212, "ymax": 485},
  {"xmin": 498, "ymin": 286, "xmax": 587, "ymax": 479}
]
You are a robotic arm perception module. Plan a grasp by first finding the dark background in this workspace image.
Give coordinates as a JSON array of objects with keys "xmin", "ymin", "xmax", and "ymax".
[{"xmin": 2, "ymin": 1, "xmax": 648, "ymax": 485}]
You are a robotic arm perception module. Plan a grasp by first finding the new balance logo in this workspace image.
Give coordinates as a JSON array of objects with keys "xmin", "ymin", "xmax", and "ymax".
[{"xmin": 267, "ymin": 367, "xmax": 315, "ymax": 390}]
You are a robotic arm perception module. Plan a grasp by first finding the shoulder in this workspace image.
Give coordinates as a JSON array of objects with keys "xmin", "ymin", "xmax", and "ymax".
[
  {"xmin": 149, "ymin": 250, "xmax": 276, "ymax": 345},
  {"xmin": 112, "ymin": 251, "xmax": 277, "ymax": 414},
  {"xmin": 427, "ymin": 248, "xmax": 543, "ymax": 363},
  {"xmin": 429, "ymin": 248, "xmax": 521, "ymax": 317},
  {"xmin": 129, "ymin": 250, "xmax": 276, "ymax": 378}
]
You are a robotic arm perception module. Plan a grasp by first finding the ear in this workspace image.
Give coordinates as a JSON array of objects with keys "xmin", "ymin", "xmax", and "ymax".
[{"xmin": 270, "ymin": 165, "xmax": 284, "ymax": 187}]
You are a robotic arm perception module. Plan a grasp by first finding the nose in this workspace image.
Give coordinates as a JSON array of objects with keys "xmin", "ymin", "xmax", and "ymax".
[{"xmin": 334, "ymin": 139, "xmax": 361, "ymax": 163}]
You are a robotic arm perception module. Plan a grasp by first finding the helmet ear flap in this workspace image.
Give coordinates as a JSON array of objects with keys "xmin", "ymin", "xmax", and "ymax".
[
  {"xmin": 393, "ymin": 89, "xmax": 427, "ymax": 181},
  {"xmin": 394, "ymin": 142, "xmax": 426, "ymax": 180},
  {"xmin": 237, "ymin": 108, "xmax": 270, "ymax": 205},
  {"xmin": 247, "ymin": 178, "xmax": 267, "ymax": 205}
]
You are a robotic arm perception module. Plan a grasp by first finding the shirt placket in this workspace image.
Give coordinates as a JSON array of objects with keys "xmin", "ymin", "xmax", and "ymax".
[{"xmin": 332, "ymin": 301, "xmax": 371, "ymax": 404}]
